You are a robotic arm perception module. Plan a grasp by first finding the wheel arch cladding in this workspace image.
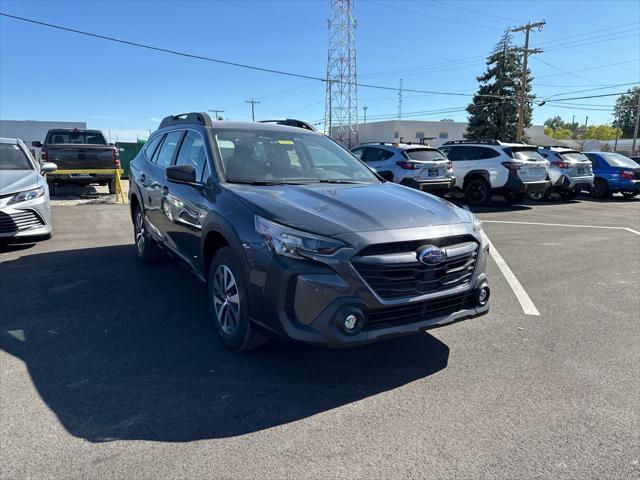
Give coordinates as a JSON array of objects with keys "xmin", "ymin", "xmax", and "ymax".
[{"xmin": 464, "ymin": 170, "xmax": 491, "ymax": 188}]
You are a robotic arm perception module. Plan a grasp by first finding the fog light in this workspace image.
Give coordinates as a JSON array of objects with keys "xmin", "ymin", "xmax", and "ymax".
[
  {"xmin": 336, "ymin": 308, "xmax": 364, "ymax": 335},
  {"xmin": 344, "ymin": 314, "xmax": 358, "ymax": 330},
  {"xmin": 477, "ymin": 286, "xmax": 490, "ymax": 306}
]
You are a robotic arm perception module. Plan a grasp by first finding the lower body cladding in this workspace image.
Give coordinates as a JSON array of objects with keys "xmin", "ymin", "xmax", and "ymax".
[
  {"xmin": 0, "ymin": 199, "xmax": 52, "ymax": 240},
  {"xmin": 253, "ymin": 228, "xmax": 490, "ymax": 347},
  {"xmin": 401, "ymin": 177, "xmax": 456, "ymax": 193}
]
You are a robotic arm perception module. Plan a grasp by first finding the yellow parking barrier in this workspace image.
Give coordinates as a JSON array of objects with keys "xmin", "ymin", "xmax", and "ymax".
[{"xmin": 46, "ymin": 169, "xmax": 127, "ymax": 204}]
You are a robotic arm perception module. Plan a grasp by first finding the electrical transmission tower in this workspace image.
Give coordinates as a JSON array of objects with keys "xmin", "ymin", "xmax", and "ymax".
[{"xmin": 324, "ymin": 0, "xmax": 358, "ymax": 147}]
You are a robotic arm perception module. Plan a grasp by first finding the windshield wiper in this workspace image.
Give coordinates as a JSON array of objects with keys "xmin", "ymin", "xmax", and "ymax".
[
  {"xmin": 226, "ymin": 179, "xmax": 314, "ymax": 186},
  {"xmin": 313, "ymin": 179, "xmax": 369, "ymax": 184}
]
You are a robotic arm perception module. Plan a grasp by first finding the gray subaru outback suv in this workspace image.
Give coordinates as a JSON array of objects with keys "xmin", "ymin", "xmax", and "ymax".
[{"xmin": 129, "ymin": 113, "xmax": 490, "ymax": 351}]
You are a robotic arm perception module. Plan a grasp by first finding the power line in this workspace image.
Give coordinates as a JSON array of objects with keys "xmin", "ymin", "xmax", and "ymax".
[{"xmin": 0, "ymin": 12, "xmax": 517, "ymax": 101}]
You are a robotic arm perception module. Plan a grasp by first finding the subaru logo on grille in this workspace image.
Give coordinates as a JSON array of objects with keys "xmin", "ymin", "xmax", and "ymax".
[{"xmin": 418, "ymin": 246, "xmax": 447, "ymax": 265}]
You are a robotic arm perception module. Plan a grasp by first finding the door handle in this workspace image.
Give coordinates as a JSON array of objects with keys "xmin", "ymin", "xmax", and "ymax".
[
  {"xmin": 140, "ymin": 173, "xmax": 146, "ymax": 182},
  {"xmin": 162, "ymin": 186, "xmax": 169, "ymax": 196}
]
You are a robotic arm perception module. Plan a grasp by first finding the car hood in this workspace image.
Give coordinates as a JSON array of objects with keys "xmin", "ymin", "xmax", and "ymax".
[
  {"xmin": 0, "ymin": 170, "xmax": 41, "ymax": 195},
  {"xmin": 227, "ymin": 182, "xmax": 470, "ymax": 236}
]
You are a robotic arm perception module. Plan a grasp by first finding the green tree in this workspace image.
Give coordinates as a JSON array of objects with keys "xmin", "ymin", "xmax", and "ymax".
[
  {"xmin": 466, "ymin": 31, "xmax": 533, "ymax": 141},
  {"xmin": 544, "ymin": 116, "xmax": 570, "ymax": 131},
  {"xmin": 544, "ymin": 126, "xmax": 573, "ymax": 139},
  {"xmin": 583, "ymin": 124, "xmax": 622, "ymax": 140},
  {"xmin": 612, "ymin": 86, "xmax": 639, "ymax": 137}
]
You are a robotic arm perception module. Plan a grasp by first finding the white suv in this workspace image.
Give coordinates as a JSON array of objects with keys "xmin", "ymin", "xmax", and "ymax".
[
  {"xmin": 535, "ymin": 146, "xmax": 594, "ymax": 200},
  {"xmin": 351, "ymin": 143, "xmax": 455, "ymax": 194},
  {"xmin": 439, "ymin": 140, "xmax": 550, "ymax": 206}
]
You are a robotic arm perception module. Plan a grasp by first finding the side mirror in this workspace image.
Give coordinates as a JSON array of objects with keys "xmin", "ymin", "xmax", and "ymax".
[
  {"xmin": 166, "ymin": 164, "xmax": 196, "ymax": 184},
  {"xmin": 41, "ymin": 162, "xmax": 57, "ymax": 174},
  {"xmin": 32, "ymin": 141, "xmax": 43, "ymax": 148}
]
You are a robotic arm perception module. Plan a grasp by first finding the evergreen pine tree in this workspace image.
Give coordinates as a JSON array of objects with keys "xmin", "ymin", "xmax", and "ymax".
[{"xmin": 466, "ymin": 31, "xmax": 533, "ymax": 141}]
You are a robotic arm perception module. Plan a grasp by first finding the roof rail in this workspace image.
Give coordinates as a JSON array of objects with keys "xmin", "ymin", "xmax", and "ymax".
[
  {"xmin": 442, "ymin": 139, "xmax": 500, "ymax": 146},
  {"xmin": 159, "ymin": 112, "xmax": 213, "ymax": 129},
  {"xmin": 259, "ymin": 119, "xmax": 318, "ymax": 131}
]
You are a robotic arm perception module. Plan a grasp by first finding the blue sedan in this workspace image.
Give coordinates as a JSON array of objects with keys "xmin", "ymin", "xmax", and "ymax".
[{"xmin": 583, "ymin": 152, "xmax": 640, "ymax": 199}]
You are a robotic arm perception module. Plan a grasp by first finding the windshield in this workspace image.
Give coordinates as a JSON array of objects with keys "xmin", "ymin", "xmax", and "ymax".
[
  {"xmin": 0, "ymin": 143, "xmax": 34, "ymax": 170},
  {"xmin": 559, "ymin": 152, "xmax": 589, "ymax": 163},
  {"xmin": 600, "ymin": 152, "xmax": 639, "ymax": 168},
  {"xmin": 46, "ymin": 130, "xmax": 107, "ymax": 145},
  {"xmin": 404, "ymin": 149, "xmax": 446, "ymax": 161},
  {"xmin": 510, "ymin": 148, "xmax": 546, "ymax": 162},
  {"xmin": 215, "ymin": 130, "xmax": 380, "ymax": 184}
]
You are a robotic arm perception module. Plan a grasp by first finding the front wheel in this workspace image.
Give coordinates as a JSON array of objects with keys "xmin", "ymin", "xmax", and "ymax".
[
  {"xmin": 528, "ymin": 189, "xmax": 550, "ymax": 201},
  {"xmin": 464, "ymin": 178, "xmax": 491, "ymax": 206},
  {"xmin": 621, "ymin": 191, "xmax": 637, "ymax": 199},
  {"xmin": 504, "ymin": 191, "xmax": 526, "ymax": 204},
  {"xmin": 209, "ymin": 247, "xmax": 268, "ymax": 352}
]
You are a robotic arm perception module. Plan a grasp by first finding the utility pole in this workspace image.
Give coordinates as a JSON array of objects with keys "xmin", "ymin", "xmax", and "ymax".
[
  {"xmin": 511, "ymin": 20, "xmax": 545, "ymax": 141},
  {"xmin": 571, "ymin": 114, "xmax": 576, "ymax": 139},
  {"xmin": 614, "ymin": 114, "xmax": 620, "ymax": 151},
  {"xmin": 208, "ymin": 109, "xmax": 225, "ymax": 121},
  {"xmin": 632, "ymin": 94, "xmax": 640, "ymax": 155},
  {"xmin": 398, "ymin": 78, "xmax": 403, "ymax": 120},
  {"xmin": 245, "ymin": 99, "xmax": 260, "ymax": 122},
  {"xmin": 363, "ymin": 105, "xmax": 368, "ymax": 124},
  {"xmin": 584, "ymin": 116, "xmax": 589, "ymax": 138}
]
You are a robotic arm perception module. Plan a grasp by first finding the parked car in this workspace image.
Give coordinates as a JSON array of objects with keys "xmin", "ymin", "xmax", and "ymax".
[
  {"xmin": 350, "ymin": 143, "xmax": 455, "ymax": 194},
  {"xmin": 534, "ymin": 146, "xmax": 594, "ymax": 200},
  {"xmin": 629, "ymin": 155, "xmax": 640, "ymax": 166},
  {"xmin": 32, "ymin": 128, "xmax": 120, "ymax": 193},
  {"xmin": 583, "ymin": 152, "xmax": 640, "ymax": 199},
  {"xmin": 0, "ymin": 137, "xmax": 57, "ymax": 241},
  {"xmin": 439, "ymin": 140, "xmax": 550, "ymax": 206},
  {"xmin": 129, "ymin": 113, "xmax": 490, "ymax": 351}
]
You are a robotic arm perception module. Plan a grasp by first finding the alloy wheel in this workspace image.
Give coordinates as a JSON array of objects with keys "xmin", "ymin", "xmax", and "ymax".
[
  {"xmin": 135, "ymin": 210, "xmax": 146, "ymax": 255},
  {"xmin": 213, "ymin": 265, "xmax": 240, "ymax": 334}
]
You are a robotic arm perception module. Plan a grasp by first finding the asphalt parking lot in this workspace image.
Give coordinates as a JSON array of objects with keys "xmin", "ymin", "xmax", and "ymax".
[{"xmin": 1, "ymin": 196, "xmax": 639, "ymax": 479}]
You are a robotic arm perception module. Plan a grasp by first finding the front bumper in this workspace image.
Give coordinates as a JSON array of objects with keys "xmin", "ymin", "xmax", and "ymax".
[
  {"xmin": 0, "ymin": 196, "xmax": 52, "ymax": 238},
  {"xmin": 251, "ymin": 224, "xmax": 490, "ymax": 347}
]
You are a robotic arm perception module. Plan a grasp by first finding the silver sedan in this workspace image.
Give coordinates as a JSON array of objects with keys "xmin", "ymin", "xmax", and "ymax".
[{"xmin": 0, "ymin": 137, "xmax": 57, "ymax": 241}]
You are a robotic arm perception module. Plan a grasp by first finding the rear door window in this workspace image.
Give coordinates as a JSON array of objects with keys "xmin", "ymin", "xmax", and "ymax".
[
  {"xmin": 362, "ymin": 147, "xmax": 393, "ymax": 163},
  {"xmin": 144, "ymin": 135, "xmax": 163, "ymax": 161},
  {"xmin": 476, "ymin": 147, "xmax": 501, "ymax": 159},
  {"xmin": 154, "ymin": 131, "xmax": 184, "ymax": 168}
]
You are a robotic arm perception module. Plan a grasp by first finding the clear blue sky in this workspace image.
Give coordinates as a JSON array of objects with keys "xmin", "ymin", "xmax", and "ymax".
[{"xmin": 1, "ymin": 0, "xmax": 638, "ymax": 141}]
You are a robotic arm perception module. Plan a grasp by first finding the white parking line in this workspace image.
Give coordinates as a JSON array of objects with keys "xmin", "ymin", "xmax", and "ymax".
[
  {"xmin": 463, "ymin": 207, "xmax": 540, "ymax": 316},
  {"xmin": 481, "ymin": 220, "xmax": 640, "ymax": 237}
]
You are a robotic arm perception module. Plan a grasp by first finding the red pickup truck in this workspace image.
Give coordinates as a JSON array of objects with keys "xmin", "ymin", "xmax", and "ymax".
[{"xmin": 33, "ymin": 129, "xmax": 120, "ymax": 193}]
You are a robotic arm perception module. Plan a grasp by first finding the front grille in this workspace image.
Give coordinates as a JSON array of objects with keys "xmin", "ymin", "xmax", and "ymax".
[
  {"xmin": 0, "ymin": 210, "xmax": 44, "ymax": 234},
  {"xmin": 357, "ymin": 235, "xmax": 476, "ymax": 256},
  {"xmin": 364, "ymin": 291, "xmax": 475, "ymax": 331},
  {"xmin": 353, "ymin": 238, "xmax": 479, "ymax": 300}
]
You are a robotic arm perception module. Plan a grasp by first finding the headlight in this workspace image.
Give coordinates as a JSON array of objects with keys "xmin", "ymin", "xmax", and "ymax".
[
  {"xmin": 472, "ymin": 215, "xmax": 483, "ymax": 235},
  {"xmin": 8, "ymin": 186, "xmax": 45, "ymax": 205},
  {"xmin": 255, "ymin": 215, "xmax": 345, "ymax": 259}
]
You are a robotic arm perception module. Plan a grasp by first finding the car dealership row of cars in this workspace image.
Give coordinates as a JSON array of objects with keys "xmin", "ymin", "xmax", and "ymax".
[
  {"xmin": 352, "ymin": 140, "xmax": 640, "ymax": 206},
  {"xmin": 1, "ymin": 113, "xmax": 639, "ymax": 352}
]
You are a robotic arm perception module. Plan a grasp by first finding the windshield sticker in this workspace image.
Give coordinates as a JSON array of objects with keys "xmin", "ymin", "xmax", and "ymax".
[
  {"xmin": 277, "ymin": 140, "xmax": 294, "ymax": 145},
  {"xmin": 13, "ymin": 145, "xmax": 19, "ymax": 150}
]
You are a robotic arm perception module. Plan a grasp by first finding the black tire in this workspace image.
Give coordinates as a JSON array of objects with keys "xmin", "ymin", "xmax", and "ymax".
[
  {"xmin": 133, "ymin": 205, "xmax": 162, "ymax": 264},
  {"xmin": 591, "ymin": 178, "xmax": 609, "ymax": 198},
  {"xmin": 559, "ymin": 189, "xmax": 579, "ymax": 200},
  {"xmin": 528, "ymin": 188, "xmax": 550, "ymax": 201},
  {"xmin": 108, "ymin": 179, "xmax": 116, "ymax": 194},
  {"xmin": 47, "ymin": 180, "xmax": 56, "ymax": 196},
  {"xmin": 208, "ymin": 247, "xmax": 268, "ymax": 352},
  {"xmin": 464, "ymin": 177, "xmax": 491, "ymax": 206},
  {"xmin": 504, "ymin": 191, "xmax": 526, "ymax": 204}
]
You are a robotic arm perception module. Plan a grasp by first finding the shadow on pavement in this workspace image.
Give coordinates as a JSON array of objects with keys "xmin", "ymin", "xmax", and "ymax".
[{"xmin": 0, "ymin": 245, "xmax": 449, "ymax": 442}]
